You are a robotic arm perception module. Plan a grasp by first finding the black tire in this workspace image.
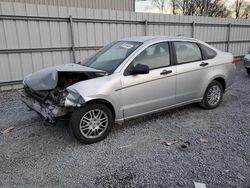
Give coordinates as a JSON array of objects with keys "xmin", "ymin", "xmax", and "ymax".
[
  {"xmin": 247, "ymin": 68, "xmax": 250, "ymax": 74},
  {"xmin": 199, "ymin": 80, "xmax": 223, "ymax": 109},
  {"xmin": 70, "ymin": 103, "xmax": 114, "ymax": 144}
]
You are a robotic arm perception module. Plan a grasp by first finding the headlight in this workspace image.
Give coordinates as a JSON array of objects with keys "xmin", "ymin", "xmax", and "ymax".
[{"xmin": 64, "ymin": 89, "xmax": 85, "ymax": 107}]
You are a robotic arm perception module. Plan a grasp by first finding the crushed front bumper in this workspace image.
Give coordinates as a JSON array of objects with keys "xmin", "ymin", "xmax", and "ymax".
[{"xmin": 20, "ymin": 90, "xmax": 72, "ymax": 123}]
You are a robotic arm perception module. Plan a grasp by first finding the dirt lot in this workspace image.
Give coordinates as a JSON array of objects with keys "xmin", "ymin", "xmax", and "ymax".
[{"xmin": 0, "ymin": 62, "xmax": 249, "ymax": 188}]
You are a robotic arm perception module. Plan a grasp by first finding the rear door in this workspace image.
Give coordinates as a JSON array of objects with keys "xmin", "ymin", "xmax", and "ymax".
[{"xmin": 172, "ymin": 41, "xmax": 214, "ymax": 104}]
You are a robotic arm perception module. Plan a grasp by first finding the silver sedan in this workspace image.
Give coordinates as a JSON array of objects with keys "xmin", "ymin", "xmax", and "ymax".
[{"xmin": 21, "ymin": 36, "xmax": 236, "ymax": 143}]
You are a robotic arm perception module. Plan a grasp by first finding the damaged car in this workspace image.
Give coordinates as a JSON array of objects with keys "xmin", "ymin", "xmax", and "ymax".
[{"xmin": 21, "ymin": 36, "xmax": 236, "ymax": 144}]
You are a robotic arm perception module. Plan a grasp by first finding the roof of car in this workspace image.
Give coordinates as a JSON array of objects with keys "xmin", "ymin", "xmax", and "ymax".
[{"xmin": 120, "ymin": 36, "xmax": 199, "ymax": 43}]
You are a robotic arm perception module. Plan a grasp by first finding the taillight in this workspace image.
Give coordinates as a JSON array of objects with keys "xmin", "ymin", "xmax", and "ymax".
[{"xmin": 232, "ymin": 58, "xmax": 236, "ymax": 64}]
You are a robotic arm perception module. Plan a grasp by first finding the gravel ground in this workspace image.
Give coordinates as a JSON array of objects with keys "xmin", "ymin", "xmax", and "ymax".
[{"xmin": 0, "ymin": 62, "xmax": 249, "ymax": 188}]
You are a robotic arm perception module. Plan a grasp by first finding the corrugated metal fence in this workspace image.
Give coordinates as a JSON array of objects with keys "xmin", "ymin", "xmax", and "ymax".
[{"xmin": 0, "ymin": 2, "xmax": 250, "ymax": 90}]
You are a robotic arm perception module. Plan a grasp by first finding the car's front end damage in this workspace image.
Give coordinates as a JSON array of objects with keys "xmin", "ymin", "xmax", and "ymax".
[
  {"xmin": 20, "ymin": 64, "xmax": 107, "ymax": 123},
  {"xmin": 20, "ymin": 85, "xmax": 72, "ymax": 123}
]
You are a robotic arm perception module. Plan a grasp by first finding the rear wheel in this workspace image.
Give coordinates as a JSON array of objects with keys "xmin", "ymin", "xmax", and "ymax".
[
  {"xmin": 246, "ymin": 68, "xmax": 250, "ymax": 74},
  {"xmin": 199, "ymin": 80, "xmax": 223, "ymax": 109},
  {"xmin": 70, "ymin": 103, "xmax": 114, "ymax": 144}
]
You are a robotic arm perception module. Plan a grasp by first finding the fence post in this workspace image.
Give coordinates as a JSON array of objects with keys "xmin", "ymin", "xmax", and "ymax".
[
  {"xmin": 145, "ymin": 19, "xmax": 148, "ymax": 36},
  {"xmin": 226, "ymin": 23, "xmax": 231, "ymax": 52},
  {"xmin": 191, "ymin": 21, "xmax": 195, "ymax": 38},
  {"xmin": 69, "ymin": 16, "xmax": 76, "ymax": 63}
]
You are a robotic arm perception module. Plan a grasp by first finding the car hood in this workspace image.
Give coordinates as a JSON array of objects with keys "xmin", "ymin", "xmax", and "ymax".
[{"xmin": 23, "ymin": 64, "xmax": 106, "ymax": 91}]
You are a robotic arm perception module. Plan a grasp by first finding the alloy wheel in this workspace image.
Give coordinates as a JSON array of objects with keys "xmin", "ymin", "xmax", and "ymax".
[
  {"xmin": 207, "ymin": 85, "xmax": 221, "ymax": 106},
  {"xmin": 79, "ymin": 109, "xmax": 108, "ymax": 139}
]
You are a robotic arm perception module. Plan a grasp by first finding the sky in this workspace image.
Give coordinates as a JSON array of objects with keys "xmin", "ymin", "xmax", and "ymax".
[
  {"xmin": 135, "ymin": 0, "xmax": 162, "ymax": 13},
  {"xmin": 135, "ymin": 0, "xmax": 250, "ymax": 14}
]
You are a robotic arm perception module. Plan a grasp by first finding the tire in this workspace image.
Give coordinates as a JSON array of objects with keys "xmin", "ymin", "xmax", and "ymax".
[
  {"xmin": 70, "ymin": 103, "xmax": 114, "ymax": 144},
  {"xmin": 199, "ymin": 80, "xmax": 223, "ymax": 109},
  {"xmin": 247, "ymin": 68, "xmax": 250, "ymax": 74}
]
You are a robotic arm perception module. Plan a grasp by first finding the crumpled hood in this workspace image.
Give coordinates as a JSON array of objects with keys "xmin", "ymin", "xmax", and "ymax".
[{"xmin": 23, "ymin": 64, "xmax": 106, "ymax": 91}]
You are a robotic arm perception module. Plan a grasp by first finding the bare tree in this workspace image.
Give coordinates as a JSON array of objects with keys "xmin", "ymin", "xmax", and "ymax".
[
  {"xmin": 241, "ymin": 3, "xmax": 250, "ymax": 19},
  {"xmin": 172, "ymin": 0, "xmax": 203, "ymax": 16},
  {"xmin": 206, "ymin": 0, "xmax": 231, "ymax": 17},
  {"xmin": 235, "ymin": 0, "xmax": 245, "ymax": 18},
  {"xmin": 137, "ymin": 0, "xmax": 232, "ymax": 18},
  {"xmin": 169, "ymin": 0, "xmax": 230, "ymax": 17},
  {"xmin": 170, "ymin": 0, "xmax": 178, "ymax": 14},
  {"xmin": 152, "ymin": 0, "xmax": 168, "ymax": 13}
]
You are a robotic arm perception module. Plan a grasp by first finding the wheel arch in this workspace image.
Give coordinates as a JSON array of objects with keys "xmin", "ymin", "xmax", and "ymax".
[
  {"xmin": 200, "ymin": 75, "xmax": 226, "ymax": 99},
  {"xmin": 212, "ymin": 77, "xmax": 226, "ymax": 92},
  {"xmin": 85, "ymin": 99, "xmax": 116, "ymax": 119}
]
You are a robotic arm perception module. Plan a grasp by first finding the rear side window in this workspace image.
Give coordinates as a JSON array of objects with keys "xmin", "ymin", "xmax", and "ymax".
[
  {"xmin": 174, "ymin": 42, "xmax": 202, "ymax": 64},
  {"xmin": 199, "ymin": 44, "xmax": 217, "ymax": 59}
]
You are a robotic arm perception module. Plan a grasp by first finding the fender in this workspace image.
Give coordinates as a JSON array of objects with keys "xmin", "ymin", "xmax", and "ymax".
[
  {"xmin": 200, "ymin": 74, "xmax": 226, "ymax": 98},
  {"xmin": 66, "ymin": 73, "xmax": 124, "ymax": 122}
]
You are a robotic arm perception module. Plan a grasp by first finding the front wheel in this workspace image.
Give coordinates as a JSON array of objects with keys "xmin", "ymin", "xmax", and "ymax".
[
  {"xmin": 199, "ymin": 80, "xmax": 223, "ymax": 109},
  {"xmin": 70, "ymin": 103, "xmax": 114, "ymax": 144},
  {"xmin": 246, "ymin": 68, "xmax": 250, "ymax": 74}
]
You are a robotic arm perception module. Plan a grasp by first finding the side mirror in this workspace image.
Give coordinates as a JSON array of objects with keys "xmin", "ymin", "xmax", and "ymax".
[{"xmin": 130, "ymin": 64, "xmax": 149, "ymax": 75}]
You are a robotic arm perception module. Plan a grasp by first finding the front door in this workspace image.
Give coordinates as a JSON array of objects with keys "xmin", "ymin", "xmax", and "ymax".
[{"xmin": 120, "ymin": 42, "xmax": 176, "ymax": 119}]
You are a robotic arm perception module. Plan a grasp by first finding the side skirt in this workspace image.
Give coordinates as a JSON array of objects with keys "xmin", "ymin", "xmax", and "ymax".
[{"xmin": 116, "ymin": 98, "xmax": 202, "ymax": 123}]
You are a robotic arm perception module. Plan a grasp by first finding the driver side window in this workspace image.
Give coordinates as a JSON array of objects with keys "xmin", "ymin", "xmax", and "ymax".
[{"xmin": 133, "ymin": 42, "xmax": 170, "ymax": 70}]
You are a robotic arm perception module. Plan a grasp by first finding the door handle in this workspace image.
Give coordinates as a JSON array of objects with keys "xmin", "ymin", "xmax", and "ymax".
[
  {"xmin": 160, "ymin": 70, "xmax": 172, "ymax": 75},
  {"xmin": 200, "ymin": 62, "xmax": 209, "ymax": 67}
]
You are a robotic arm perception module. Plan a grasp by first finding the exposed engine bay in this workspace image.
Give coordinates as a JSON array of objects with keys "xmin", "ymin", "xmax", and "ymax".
[
  {"xmin": 24, "ymin": 71, "xmax": 103, "ymax": 104},
  {"xmin": 47, "ymin": 71, "xmax": 103, "ymax": 105},
  {"xmin": 20, "ymin": 64, "xmax": 107, "ymax": 123}
]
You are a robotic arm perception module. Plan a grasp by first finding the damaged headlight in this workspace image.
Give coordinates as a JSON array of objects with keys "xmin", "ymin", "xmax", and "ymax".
[{"xmin": 64, "ymin": 89, "xmax": 85, "ymax": 107}]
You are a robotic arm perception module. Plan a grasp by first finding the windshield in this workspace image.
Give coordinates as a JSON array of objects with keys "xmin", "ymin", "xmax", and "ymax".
[{"xmin": 82, "ymin": 41, "xmax": 142, "ymax": 74}]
